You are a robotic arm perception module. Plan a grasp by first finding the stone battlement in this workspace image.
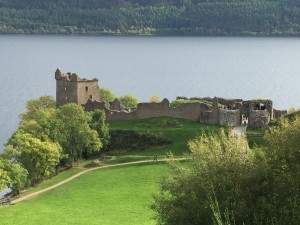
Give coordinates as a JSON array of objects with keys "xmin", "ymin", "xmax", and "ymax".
[{"xmin": 55, "ymin": 69, "xmax": 98, "ymax": 82}]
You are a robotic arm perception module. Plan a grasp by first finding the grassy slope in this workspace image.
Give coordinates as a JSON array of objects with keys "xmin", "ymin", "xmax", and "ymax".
[
  {"xmin": 16, "ymin": 168, "xmax": 84, "ymax": 197},
  {"xmin": 10, "ymin": 117, "xmax": 220, "ymax": 198},
  {"xmin": 0, "ymin": 117, "xmax": 221, "ymax": 224},
  {"xmin": 0, "ymin": 162, "xmax": 169, "ymax": 225},
  {"xmin": 108, "ymin": 117, "xmax": 223, "ymax": 157},
  {"xmin": 246, "ymin": 127, "xmax": 267, "ymax": 148}
]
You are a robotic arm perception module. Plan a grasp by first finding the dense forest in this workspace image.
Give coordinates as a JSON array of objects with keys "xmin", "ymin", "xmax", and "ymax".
[{"xmin": 0, "ymin": 0, "xmax": 300, "ymax": 35}]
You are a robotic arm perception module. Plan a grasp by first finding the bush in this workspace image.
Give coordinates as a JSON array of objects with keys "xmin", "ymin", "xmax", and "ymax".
[
  {"xmin": 151, "ymin": 130, "xmax": 253, "ymax": 225},
  {"xmin": 151, "ymin": 123, "xmax": 300, "ymax": 225}
]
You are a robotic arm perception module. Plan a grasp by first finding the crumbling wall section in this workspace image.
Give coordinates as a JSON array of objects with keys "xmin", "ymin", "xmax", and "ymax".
[
  {"xmin": 104, "ymin": 98, "xmax": 202, "ymax": 122},
  {"xmin": 219, "ymin": 109, "xmax": 241, "ymax": 127},
  {"xmin": 109, "ymin": 99, "xmax": 121, "ymax": 111},
  {"xmin": 77, "ymin": 79, "xmax": 100, "ymax": 105},
  {"xmin": 84, "ymin": 98, "xmax": 206, "ymax": 122},
  {"xmin": 84, "ymin": 99, "xmax": 106, "ymax": 111},
  {"xmin": 273, "ymin": 109, "xmax": 287, "ymax": 119},
  {"xmin": 248, "ymin": 110, "xmax": 270, "ymax": 128}
]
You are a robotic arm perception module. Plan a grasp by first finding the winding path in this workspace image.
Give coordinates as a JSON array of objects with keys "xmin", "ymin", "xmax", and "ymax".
[
  {"xmin": 232, "ymin": 125, "xmax": 247, "ymax": 140},
  {"xmin": 11, "ymin": 158, "xmax": 187, "ymax": 204}
]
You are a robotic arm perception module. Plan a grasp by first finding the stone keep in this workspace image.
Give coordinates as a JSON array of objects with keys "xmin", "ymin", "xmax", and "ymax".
[{"xmin": 55, "ymin": 69, "xmax": 100, "ymax": 107}]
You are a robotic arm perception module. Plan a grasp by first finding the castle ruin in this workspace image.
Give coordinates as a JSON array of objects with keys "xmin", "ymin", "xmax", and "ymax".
[
  {"xmin": 55, "ymin": 69, "xmax": 287, "ymax": 128},
  {"xmin": 55, "ymin": 69, "xmax": 100, "ymax": 107}
]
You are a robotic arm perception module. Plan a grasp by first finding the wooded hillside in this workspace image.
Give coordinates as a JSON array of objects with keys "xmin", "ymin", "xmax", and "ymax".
[{"xmin": 0, "ymin": 0, "xmax": 299, "ymax": 35}]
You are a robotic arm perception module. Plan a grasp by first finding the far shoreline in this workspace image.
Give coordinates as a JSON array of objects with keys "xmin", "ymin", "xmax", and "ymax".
[{"xmin": 1, "ymin": 31, "xmax": 300, "ymax": 38}]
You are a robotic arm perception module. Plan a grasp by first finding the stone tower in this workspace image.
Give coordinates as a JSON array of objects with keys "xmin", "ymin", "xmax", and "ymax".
[{"xmin": 55, "ymin": 69, "xmax": 100, "ymax": 107}]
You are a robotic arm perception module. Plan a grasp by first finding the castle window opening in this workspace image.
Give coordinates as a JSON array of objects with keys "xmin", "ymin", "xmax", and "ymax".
[
  {"xmin": 90, "ymin": 95, "xmax": 93, "ymax": 99},
  {"xmin": 255, "ymin": 103, "xmax": 266, "ymax": 110},
  {"xmin": 85, "ymin": 86, "xmax": 88, "ymax": 91}
]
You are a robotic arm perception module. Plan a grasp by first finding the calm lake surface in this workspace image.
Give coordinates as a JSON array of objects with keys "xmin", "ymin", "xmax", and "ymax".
[{"xmin": 1, "ymin": 35, "xmax": 300, "ymax": 151}]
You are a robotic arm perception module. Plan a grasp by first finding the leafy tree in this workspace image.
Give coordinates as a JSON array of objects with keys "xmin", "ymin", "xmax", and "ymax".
[
  {"xmin": 6, "ymin": 162, "xmax": 28, "ymax": 196},
  {"xmin": 100, "ymin": 88, "xmax": 116, "ymax": 107},
  {"xmin": 288, "ymin": 106, "xmax": 296, "ymax": 114},
  {"xmin": 151, "ymin": 130, "xmax": 251, "ymax": 225},
  {"xmin": 4, "ymin": 131, "xmax": 62, "ymax": 183},
  {"xmin": 150, "ymin": 95, "xmax": 160, "ymax": 103},
  {"xmin": 0, "ymin": 157, "xmax": 10, "ymax": 191},
  {"xmin": 33, "ymin": 108, "xmax": 65, "ymax": 143},
  {"xmin": 20, "ymin": 96, "xmax": 55, "ymax": 122},
  {"xmin": 259, "ymin": 116, "xmax": 300, "ymax": 224},
  {"xmin": 119, "ymin": 95, "xmax": 139, "ymax": 109},
  {"xmin": 56, "ymin": 103, "xmax": 102, "ymax": 163},
  {"xmin": 89, "ymin": 109, "xmax": 110, "ymax": 151},
  {"xmin": 19, "ymin": 97, "xmax": 65, "ymax": 146},
  {"xmin": 17, "ymin": 96, "xmax": 61, "ymax": 143},
  {"xmin": 152, "ymin": 117, "xmax": 300, "ymax": 225},
  {"xmin": 265, "ymin": 117, "xmax": 300, "ymax": 167}
]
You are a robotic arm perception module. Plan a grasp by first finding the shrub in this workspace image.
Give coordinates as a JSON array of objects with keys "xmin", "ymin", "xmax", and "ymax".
[{"xmin": 151, "ymin": 122, "xmax": 300, "ymax": 225}]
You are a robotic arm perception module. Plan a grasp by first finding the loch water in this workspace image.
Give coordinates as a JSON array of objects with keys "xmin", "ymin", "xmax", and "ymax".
[{"xmin": 1, "ymin": 35, "xmax": 300, "ymax": 151}]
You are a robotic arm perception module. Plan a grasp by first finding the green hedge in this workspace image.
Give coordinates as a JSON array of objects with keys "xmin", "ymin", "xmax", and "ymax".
[{"xmin": 108, "ymin": 130, "xmax": 172, "ymax": 151}]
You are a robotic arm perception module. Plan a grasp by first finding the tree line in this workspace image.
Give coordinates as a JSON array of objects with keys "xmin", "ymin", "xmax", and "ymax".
[
  {"xmin": 0, "ymin": 0, "xmax": 300, "ymax": 35},
  {"xmin": 0, "ymin": 96, "xmax": 109, "ymax": 196},
  {"xmin": 0, "ymin": 89, "xmax": 141, "ymax": 197},
  {"xmin": 151, "ymin": 115, "xmax": 300, "ymax": 225}
]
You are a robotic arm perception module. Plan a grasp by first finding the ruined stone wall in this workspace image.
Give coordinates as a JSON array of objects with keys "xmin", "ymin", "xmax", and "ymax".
[
  {"xmin": 109, "ymin": 99, "xmax": 121, "ymax": 111},
  {"xmin": 105, "ymin": 99, "xmax": 202, "ymax": 122},
  {"xmin": 273, "ymin": 109, "xmax": 287, "ymax": 119},
  {"xmin": 248, "ymin": 110, "xmax": 270, "ymax": 128},
  {"xmin": 241, "ymin": 101, "xmax": 251, "ymax": 118},
  {"xmin": 219, "ymin": 109, "xmax": 241, "ymax": 127},
  {"xmin": 84, "ymin": 97, "xmax": 232, "ymax": 125},
  {"xmin": 199, "ymin": 110, "xmax": 211, "ymax": 123},
  {"xmin": 84, "ymin": 99, "xmax": 106, "ymax": 111},
  {"xmin": 262, "ymin": 100, "xmax": 273, "ymax": 119},
  {"xmin": 85, "ymin": 98, "xmax": 205, "ymax": 122},
  {"xmin": 214, "ymin": 98, "xmax": 243, "ymax": 107},
  {"xmin": 55, "ymin": 69, "xmax": 285, "ymax": 128},
  {"xmin": 133, "ymin": 99, "xmax": 171, "ymax": 119},
  {"xmin": 77, "ymin": 79, "xmax": 100, "ymax": 105},
  {"xmin": 83, "ymin": 95, "xmax": 279, "ymax": 128},
  {"xmin": 242, "ymin": 100, "xmax": 273, "ymax": 120}
]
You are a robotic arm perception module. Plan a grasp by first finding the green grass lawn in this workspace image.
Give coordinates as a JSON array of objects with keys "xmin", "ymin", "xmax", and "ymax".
[
  {"xmin": 109, "ymin": 117, "xmax": 223, "ymax": 156},
  {"xmin": 14, "ymin": 167, "xmax": 84, "ymax": 198},
  {"xmin": 0, "ymin": 162, "xmax": 170, "ymax": 225},
  {"xmin": 0, "ymin": 117, "xmax": 222, "ymax": 224},
  {"xmin": 246, "ymin": 127, "xmax": 267, "ymax": 148},
  {"xmin": 13, "ymin": 117, "xmax": 213, "ymax": 200}
]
